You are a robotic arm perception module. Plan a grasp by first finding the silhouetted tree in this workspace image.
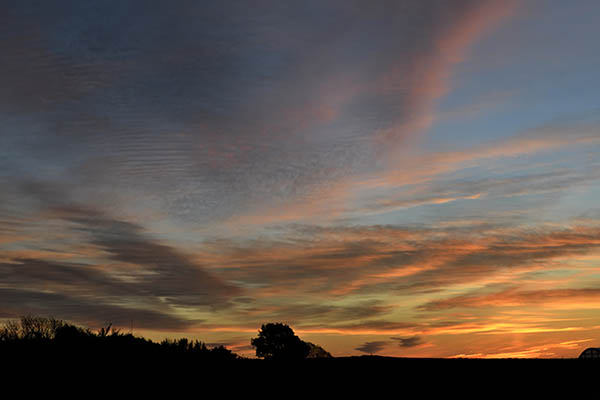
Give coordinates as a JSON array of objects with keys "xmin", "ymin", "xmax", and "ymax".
[{"xmin": 251, "ymin": 323, "xmax": 310, "ymax": 360}]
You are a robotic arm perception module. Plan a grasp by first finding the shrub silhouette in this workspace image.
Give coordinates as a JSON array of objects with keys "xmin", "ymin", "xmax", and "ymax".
[{"xmin": 251, "ymin": 323, "xmax": 310, "ymax": 360}]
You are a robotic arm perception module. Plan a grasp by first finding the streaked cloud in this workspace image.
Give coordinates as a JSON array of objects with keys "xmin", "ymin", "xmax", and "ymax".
[
  {"xmin": 202, "ymin": 222, "xmax": 600, "ymax": 298},
  {"xmin": 0, "ymin": 287, "xmax": 194, "ymax": 331},
  {"xmin": 419, "ymin": 288, "xmax": 600, "ymax": 312}
]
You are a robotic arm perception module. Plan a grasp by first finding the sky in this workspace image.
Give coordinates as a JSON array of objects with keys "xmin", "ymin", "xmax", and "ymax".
[{"xmin": 1, "ymin": 0, "xmax": 600, "ymax": 358}]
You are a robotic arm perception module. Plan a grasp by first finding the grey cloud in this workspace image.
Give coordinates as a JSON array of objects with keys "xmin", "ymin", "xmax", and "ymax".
[
  {"xmin": 355, "ymin": 341, "xmax": 389, "ymax": 355},
  {"xmin": 391, "ymin": 336, "xmax": 424, "ymax": 348},
  {"xmin": 0, "ymin": 287, "xmax": 194, "ymax": 331},
  {"xmin": 54, "ymin": 205, "xmax": 241, "ymax": 307},
  {"xmin": 0, "ymin": 258, "xmax": 134, "ymax": 299},
  {"xmin": 2, "ymin": 180, "xmax": 242, "ymax": 312}
]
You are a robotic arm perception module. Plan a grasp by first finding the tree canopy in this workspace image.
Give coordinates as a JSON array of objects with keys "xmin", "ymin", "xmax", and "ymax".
[
  {"xmin": 250, "ymin": 323, "xmax": 331, "ymax": 360},
  {"xmin": 251, "ymin": 323, "xmax": 309, "ymax": 360}
]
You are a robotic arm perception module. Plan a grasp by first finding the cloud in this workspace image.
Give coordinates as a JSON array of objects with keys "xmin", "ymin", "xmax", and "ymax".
[
  {"xmin": 236, "ymin": 301, "xmax": 392, "ymax": 327},
  {"xmin": 272, "ymin": 320, "xmax": 419, "ymax": 336},
  {"xmin": 55, "ymin": 205, "xmax": 241, "ymax": 307},
  {"xmin": 0, "ymin": 258, "xmax": 135, "ymax": 299},
  {"xmin": 208, "ymin": 113, "xmax": 600, "ymax": 230},
  {"xmin": 0, "ymin": 287, "xmax": 193, "ymax": 331},
  {"xmin": 201, "ymin": 222, "xmax": 600, "ymax": 301},
  {"xmin": 419, "ymin": 287, "xmax": 600, "ymax": 312},
  {"xmin": 375, "ymin": 0, "xmax": 519, "ymax": 151},
  {"xmin": 359, "ymin": 168, "xmax": 600, "ymax": 216},
  {"xmin": 0, "ymin": 180, "xmax": 243, "ymax": 329},
  {"xmin": 355, "ymin": 341, "xmax": 389, "ymax": 355},
  {"xmin": 391, "ymin": 336, "xmax": 424, "ymax": 348},
  {"xmin": 0, "ymin": 0, "xmax": 524, "ymax": 227},
  {"xmin": 361, "ymin": 116, "xmax": 600, "ymax": 194}
]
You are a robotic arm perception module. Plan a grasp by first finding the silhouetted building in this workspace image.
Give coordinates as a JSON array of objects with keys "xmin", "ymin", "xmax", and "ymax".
[{"xmin": 579, "ymin": 348, "xmax": 600, "ymax": 359}]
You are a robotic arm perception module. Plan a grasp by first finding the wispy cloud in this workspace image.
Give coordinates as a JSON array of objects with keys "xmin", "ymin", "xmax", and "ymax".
[
  {"xmin": 419, "ymin": 287, "xmax": 600, "ymax": 312},
  {"xmin": 0, "ymin": 287, "xmax": 194, "ymax": 331},
  {"xmin": 203, "ymin": 222, "xmax": 600, "ymax": 298},
  {"xmin": 0, "ymin": 181, "xmax": 243, "ymax": 330}
]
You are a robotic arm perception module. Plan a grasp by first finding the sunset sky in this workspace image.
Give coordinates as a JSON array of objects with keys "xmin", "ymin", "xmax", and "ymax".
[{"xmin": 2, "ymin": 0, "xmax": 600, "ymax": 358}]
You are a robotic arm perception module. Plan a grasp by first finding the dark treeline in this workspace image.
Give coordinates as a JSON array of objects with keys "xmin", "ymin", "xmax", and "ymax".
[
  {"xmin": 0, "ymin": 315, "xmax": 238, "ymax": 362},
  {"xmin": 0, "ymin": 316, "xmax": 334, "ymax": 363},
  {"xmin": 1, "ymin": 315, "xmax": 594, "ymax": 384},
  {"xmin": 0, "ymin": 316, "xmax": 595, "ymax": 387}
]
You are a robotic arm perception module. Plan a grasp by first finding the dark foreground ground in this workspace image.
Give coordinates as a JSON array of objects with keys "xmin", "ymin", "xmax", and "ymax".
[
  {"xmin": 5, "ymin": 351, "xmax": 594, "ymax": 378},
  {"xmin": 3, "ymin": 352, "xmax": 596, "ymax": 395}
]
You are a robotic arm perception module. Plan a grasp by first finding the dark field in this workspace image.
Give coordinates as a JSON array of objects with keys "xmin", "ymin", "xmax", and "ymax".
[{"xmin": 3, "ymin": 348, "xmax": 594, "ymax": 395}]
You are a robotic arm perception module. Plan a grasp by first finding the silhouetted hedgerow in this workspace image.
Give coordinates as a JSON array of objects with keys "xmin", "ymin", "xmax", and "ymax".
[{"xmin": 0, "ymin": 315, "xmax": 239, "ymax": 362}]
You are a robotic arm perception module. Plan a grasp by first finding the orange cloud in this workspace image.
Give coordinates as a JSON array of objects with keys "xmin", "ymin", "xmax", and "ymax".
[
  {"xmin": 199, "ymin": 221, "xmax": 600, "ymax": 315},
  {"xmin": 376, "ymin": 0, "xmax": 519, "ymax": 149},
  {"xmin": 420, "ymin": 287, "xmax": 600, "ymax": 312}
]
